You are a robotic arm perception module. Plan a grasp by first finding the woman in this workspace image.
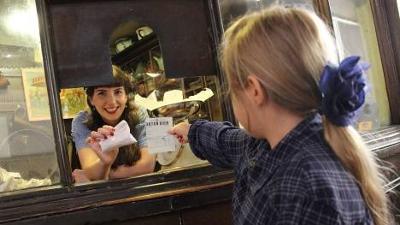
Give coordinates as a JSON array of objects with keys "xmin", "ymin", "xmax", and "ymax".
[
  {"xmin": 71, "ymin": 65, "xmax": 155, "ymax": 183},
  {"xmin": 170, "ymin": 6, "xmax": 390, "ymax": 225}
]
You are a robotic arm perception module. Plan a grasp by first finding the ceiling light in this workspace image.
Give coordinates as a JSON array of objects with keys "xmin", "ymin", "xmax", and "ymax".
[{"xmin": 5, "ymin": 7, "xmax": 39, "ymax": 39}]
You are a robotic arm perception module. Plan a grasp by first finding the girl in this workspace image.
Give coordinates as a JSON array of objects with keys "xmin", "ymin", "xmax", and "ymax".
[
  {"xmin": 71, "ymin": 65, "xmax": 155, "ymax": 183},
  {"xmin": 169, "ymin": 6, "xmax": 390, "ymax": 225}
]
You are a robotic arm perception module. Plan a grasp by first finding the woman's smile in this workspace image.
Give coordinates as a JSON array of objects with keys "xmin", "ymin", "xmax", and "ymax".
[
  {"xmin": 104, "ymin": 107, "xmax": 120, "ymax": 114},
  {"xmin": 90, "ymin": 86, "xmax": 128, "ymax": 125}
]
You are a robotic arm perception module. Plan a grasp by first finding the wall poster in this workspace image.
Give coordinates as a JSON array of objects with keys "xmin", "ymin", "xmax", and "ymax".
[{"xmin": 22, "ymin": 68, "xmax": 87, "ymax": 121}]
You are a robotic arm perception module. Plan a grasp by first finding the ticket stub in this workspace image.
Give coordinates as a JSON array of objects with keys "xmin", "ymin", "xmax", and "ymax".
[{"xmin": 145, "ymin": 117, "xmax": 177, "ymax": 153}]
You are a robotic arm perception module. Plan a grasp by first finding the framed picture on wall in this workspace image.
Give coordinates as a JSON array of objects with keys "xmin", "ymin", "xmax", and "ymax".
[
  {"xmin": 22, "ymin": 68, "xmax": 88, "ymax": 121},
  {"xmin": 21, "ymin": 68, "xmax": 51, "ymax": 121}
]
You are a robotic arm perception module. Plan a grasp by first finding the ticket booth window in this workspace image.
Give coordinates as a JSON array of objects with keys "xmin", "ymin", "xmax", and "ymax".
[{"xmin": 0, "ymin": 0, "xmax": 60, "ymax": 193}]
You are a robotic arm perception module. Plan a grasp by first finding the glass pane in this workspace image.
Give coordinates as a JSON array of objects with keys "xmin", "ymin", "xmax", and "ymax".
[
  {"xmin": 218, "ymin": 0, "xmax": 262, "ymax": 28},
  {"xmin": 65, "ymin": 19, "xmax": 226, "ymax": 184},
  {"xmin": 0, "ymin": 0, "xmax": 60, "ymax": 192},
  {"xmin": 122, "ymin": 33, "xmax": 224, "ymax": 171},
  {"xmin": 259, "ymin": 0, "xmax": 313, "ymax": 9},
  {"xmin": 218, "ymin": 0, "xmax": 313, "ymax": 28},
  {"xmin": 128, "ymin": 57, "xmax": 224, "ymax": 170},
  {"xmin": 134, "ymin": 74, "xmax": 223, "ymax": 170},
  {"xmin": 329, "ymin": 0, "xmax": 391, "ymax": 131},
  {"xmin": 398, "ymin": 0, "xmax": 400, "ymax": 17}
]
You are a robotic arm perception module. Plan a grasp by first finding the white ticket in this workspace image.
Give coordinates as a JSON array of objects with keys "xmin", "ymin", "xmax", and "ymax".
[{"xmin": 145, "ymin": 117, "xmax": 177, "ymax": 153}]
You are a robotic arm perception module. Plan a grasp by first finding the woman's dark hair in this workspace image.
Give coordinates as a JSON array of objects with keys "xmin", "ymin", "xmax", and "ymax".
[{"xmin": 85, "ymin": 65, "xmax": 141, "ymax": 169}]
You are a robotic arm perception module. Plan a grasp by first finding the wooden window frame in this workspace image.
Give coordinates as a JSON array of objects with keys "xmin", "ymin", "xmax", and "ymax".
[{"xmin": 0, "ymin": 1, "xmax": 398, "ymax": 224}]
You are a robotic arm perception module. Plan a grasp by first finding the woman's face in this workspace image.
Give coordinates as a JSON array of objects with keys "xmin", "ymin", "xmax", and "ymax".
[{"xmin": 89, "ymin": 86, "xmax": 128, "ymax": 126}]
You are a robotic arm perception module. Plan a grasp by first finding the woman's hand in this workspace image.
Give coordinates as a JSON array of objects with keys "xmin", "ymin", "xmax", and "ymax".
[
  {"xmin": 86, "ymin": 125, "xmax": 119, "ymax": 166},
  {"xmin": 72, "ymin": 169, "xmax": 90, "ymax": 183},
  {"xmin": 168, "ymin": 122, "xmax": 191, "ymax": 144}
]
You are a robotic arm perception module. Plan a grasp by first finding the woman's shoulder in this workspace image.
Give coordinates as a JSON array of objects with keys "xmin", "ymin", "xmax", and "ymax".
[
  {"xmin": 72, "ymin": 111, "xmax": 89, "ymax": 123},
  {"xmin": 71, "ymin": 111, "xmax": 90, "ymax": 129}
]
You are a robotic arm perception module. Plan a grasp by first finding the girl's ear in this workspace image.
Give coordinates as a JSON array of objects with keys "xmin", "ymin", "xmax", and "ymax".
[{"xmin": 245, "ymin": 75, "xmax": 268, "ymax": 106}]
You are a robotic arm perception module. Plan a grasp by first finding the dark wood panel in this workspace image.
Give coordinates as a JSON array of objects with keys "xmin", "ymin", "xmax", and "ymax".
[
  {"xmin": 6, "ymin": 197, "xmax": 175, "ymax": 225},
  {"xmin": 0, "ymin": 167, "xmax": 233, "ymax": 224},
  {"xmin": 47, "ymin": 0, "xmax": 218, "ymax": 88},
  {"xmin": 208, "ymin": 0, "xmax": 236, "ymax": 124},
  {"xmin": 2, "ymin": 183, "xmax": 233, "ymax": 225},
  {"xmin": 114, "ymin": 212, "xmax": 180, "ymax": 225},
  {"xmin": 36, "ymin": 0, "xmax": 74, "ymax": 186},
  {"xmin": 313, "ymin": 0, "xmax": 333, "ymax": 28},
  {"xmin": 181, "ymin": 201, "xmax": 232, "ymax": 225}
]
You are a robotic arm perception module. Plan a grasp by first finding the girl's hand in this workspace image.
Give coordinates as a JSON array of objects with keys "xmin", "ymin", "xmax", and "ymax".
[
  {"xmin": 86, "ymin": 125, "xmax": 118, "ymax": 166},
  {"xmin": 168, "ymin": 122, "xmax": 191, "ymax": 144}
]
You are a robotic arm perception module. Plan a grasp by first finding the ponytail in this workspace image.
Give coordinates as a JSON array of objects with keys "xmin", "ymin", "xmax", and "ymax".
[
  {"xmin": 323, "ymin": 118, "xmax": 389, "ymax": 225},
  {"xmin": 319, "ymin": 56, "xmax": 390, "ymax": 225}
]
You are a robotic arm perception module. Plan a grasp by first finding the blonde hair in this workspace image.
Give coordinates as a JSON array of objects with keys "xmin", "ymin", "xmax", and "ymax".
[{"xmin": 221, "ymin": 6, "xmax": 389, "ymax": 225}]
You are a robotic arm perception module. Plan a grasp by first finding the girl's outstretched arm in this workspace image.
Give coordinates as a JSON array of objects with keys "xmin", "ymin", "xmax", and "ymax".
[{"xmin": 170, "ymin": 120, "xmax": 262, "ymax": 169}]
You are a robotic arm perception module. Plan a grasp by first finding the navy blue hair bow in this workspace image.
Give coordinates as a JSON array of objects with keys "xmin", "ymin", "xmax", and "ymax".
[{"xmin": 319, "ymin": 56, "xmax": 368, "ymax": 126}]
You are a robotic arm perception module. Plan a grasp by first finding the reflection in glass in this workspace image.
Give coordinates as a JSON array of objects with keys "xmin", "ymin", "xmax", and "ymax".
[
  {"xmin": 329, "ymin": 0, "xmax": 390, "ymax": 131},
  {"xmin": 110, "ymin": 23, "xmax": 224, "ymax": 171},
  {"xmin": 219, "ymin": 0, "xmax": 391, "ymax": 132},
  {"xmin": 65, "ymin": 20, "xmax": 225, "ymax": 184},
  {"xmin": 218, "ymin": 0, "xmax": 313, "ymax": 28},
  {"xmin": 0, "ymin": 0, "xmax": 60, "ymax": 192},
  {"xmin": 398, "ymin": 0, "xmax": 400, "ymax": 17}
]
